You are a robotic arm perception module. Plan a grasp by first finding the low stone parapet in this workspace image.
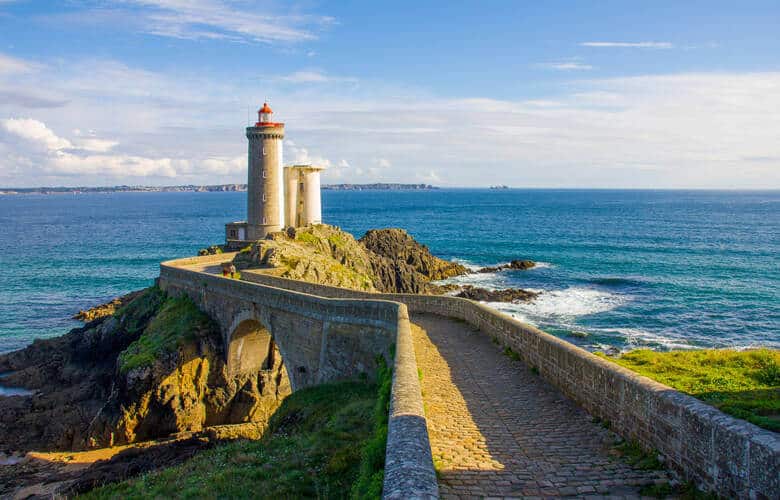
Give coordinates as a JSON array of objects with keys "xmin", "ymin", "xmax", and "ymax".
[{"xmin": 239, "ymin": 268, "xmax": 780, "ymax": 499}]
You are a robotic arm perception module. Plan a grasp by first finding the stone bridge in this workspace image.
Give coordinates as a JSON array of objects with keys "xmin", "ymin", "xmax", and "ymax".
[
  {"xmin": 158, "ymin": 255, "xmax": 400, "ymax": 392},
  {"xmin": 160, "ymin": 253, "xmax": 779, "ymax": 500}
]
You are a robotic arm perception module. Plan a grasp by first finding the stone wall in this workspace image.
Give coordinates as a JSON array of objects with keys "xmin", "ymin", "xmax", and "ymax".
[
  {"xmin": 158, "ymin": 258, "xmax": 439, "ymax": 499},
  {"xmin": 241, "ymin": 269, "xmax": 780, "ymax": 499},
  {"xmin": 159, "ymin": 257, "xmax": 400, "ymax": 390}
]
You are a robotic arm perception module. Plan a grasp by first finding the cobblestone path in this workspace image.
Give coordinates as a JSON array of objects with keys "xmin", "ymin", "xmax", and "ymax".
[{"xmin": 411, "ymin": 313, "xmax": 672, "ymax": 499}]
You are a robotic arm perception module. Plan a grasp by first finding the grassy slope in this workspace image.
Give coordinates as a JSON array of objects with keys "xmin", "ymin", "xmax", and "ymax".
[
  {"xmin": 118, "ymin": 293, "xmax": 215, "ymax": 374},
  {"xmin": 599, "ymin": 349, "xmax": 780, "ymax": 432},
  {"xmin": 80, "ymin": 373, "xmax": 391, "ymax": 499}
]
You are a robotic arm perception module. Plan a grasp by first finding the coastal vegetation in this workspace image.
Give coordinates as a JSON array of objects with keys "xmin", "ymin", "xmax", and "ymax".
[
  {"xmin": 351, "ymin": 356, "xmax": 392, "ymax": 499},
  {"xmin": 599, "ymin": 349, "xmax": 780, "ymax": 431},
  {"xmin": 118, "ymin": 291, "xmax": 213, "ymax": 374},
  {"xmin": 80, "ymin": 378, "xmax": 385, "ymax": 499}
]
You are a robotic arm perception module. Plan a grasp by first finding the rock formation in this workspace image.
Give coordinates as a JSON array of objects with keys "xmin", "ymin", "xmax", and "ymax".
[
  {"xmin": 455, "ymin": 285, "xmax": 540, "ymax": 303},
  {"xmin": 232, "ymin": 225, "xmax": 469, "ymax": 294},
  {"xmin": 476, "ymin": 259, "xmax": 536, "ymax": 273},
  {"xmin": 233, "ymin": 225, "xmax": 378, "ymax": 291},
  {"xmin": 72, "ymin": 289, "xmax": 145, "ymax": 322},
  {"xmin": 0, "ymin": 288, "xmax": 289, "ymax": 452},
  {"xmin": 359, "ymin": 228, "xmax": 468, "ymax": 293}
]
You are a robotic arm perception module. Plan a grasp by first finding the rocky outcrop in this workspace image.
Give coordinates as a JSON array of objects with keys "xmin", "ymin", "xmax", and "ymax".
[
  {"xmin": 231, "ymin": 225, "xmax": 470, "ymax": 294},
  {"xmin": 455, "ymin": 285, "xmax": 539, "ymax": 303},
  {"xmin": 72, "ymin": 290, "xmax": 145, "ymax": 322},
  {"xmin": 359, "ymin": 228, "xmax": 468, "ymax": 287},
  {"xmin": 476, "ymin": 259, "xmax": 536, "ymax": 273},
  {"xmin": 0, "ymin": 289, "xmax": 164, "ymax": 452},
  {"xmin": 0, "ymin": 288, "xmax": 290, "ymax": 452},
  {"xmin": 198, "ymin": 245, "xmax": 224, "ymax": 256},
  {"xmin": 233, "ymin": 225, "xmax": 378, "ymax": 291}
]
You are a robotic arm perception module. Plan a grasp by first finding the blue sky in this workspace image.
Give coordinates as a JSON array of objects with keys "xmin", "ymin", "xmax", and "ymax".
[{"xmin": 1, "ymin": 1, "xmax": 779, "ymax": 188}]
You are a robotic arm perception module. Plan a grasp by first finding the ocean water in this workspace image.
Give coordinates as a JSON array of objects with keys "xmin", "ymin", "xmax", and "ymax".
[{"xmin": 0, "ymin": 189, "xmax": 778, "ymax": 354}]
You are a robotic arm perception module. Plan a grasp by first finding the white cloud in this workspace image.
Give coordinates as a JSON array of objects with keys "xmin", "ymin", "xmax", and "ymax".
[
  {"xmin": 1, "ymin": 51, "xmax": 779, "ymax": 189},
  {"xmin": 75, "ymin": 138, "xmax": 119, "ymax": 153},
  {"xmin": 0, "ymin": 53, "xmax": 38, "ymax": 75},
  {"xmin": 277, "ymin": 70, "xmax": 355, "ymax": 84},
  {"xmin": 122, "ymin": 0, "xmax": 333, "ymax": 44},
  {"xmin": 537, "ymin": 62, "xmax": 594, "ymax": 71},
  {"xmin": 416, "ymin": 170, "xmax": 441, "ymax": 183},
  {"xmin": 1, "ymin": 117, "xmax": 72, "ymax": 150},
  {"xmin": 580, "ymin": 41, "xmax": 674, "ymax": 49},
  {"xmin": 285, "ymin": 140, "xmax": 332, "ymax": 167}
]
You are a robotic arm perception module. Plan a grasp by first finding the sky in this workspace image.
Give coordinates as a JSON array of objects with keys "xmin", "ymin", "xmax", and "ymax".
[{"xmin": 0, "ymin": 1, "xmax": 779, "ymax": 188}]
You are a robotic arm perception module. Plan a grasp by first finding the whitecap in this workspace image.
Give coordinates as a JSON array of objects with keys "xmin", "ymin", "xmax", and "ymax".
[
  {"xmin": 435, "ymin": 271, "xmax": 508, "ymax": 290},
  {"xmin": 610, "ymin": 328, "xmax": 695, "ymax": 351},
  {"xmin": 506, "ymin": 287, "xmax": 628, "ymax": 319}
]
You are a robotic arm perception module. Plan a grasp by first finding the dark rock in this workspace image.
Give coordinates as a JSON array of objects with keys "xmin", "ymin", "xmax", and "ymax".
[
  {"xmin": 455, "ymin": 285, "xmax": 540, "ymax": 303},
  {"xmin": 476, "ymin": 259, "xmax": 536, "ymax": 273},
  {"xmin": 197, "ymin": 245, "xmax": 224, "ymax": 256},
  {"xmin": 72, "ymin": 290, "xmax": 145, "ymax": 322},
  {"xmin": 359, "ymin": 228, "xmax": 468, "ymax": 293}
]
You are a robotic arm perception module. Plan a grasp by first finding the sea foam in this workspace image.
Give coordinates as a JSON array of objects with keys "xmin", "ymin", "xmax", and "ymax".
[{"xmin": 504, "ymin": 286, "xmax": 628, "ymax": 319}]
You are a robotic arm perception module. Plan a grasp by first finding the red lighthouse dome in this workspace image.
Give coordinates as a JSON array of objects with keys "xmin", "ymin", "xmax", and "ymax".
[{"xmin": 256, "ymin": 102, "xmax": 279, "ymax": 126}]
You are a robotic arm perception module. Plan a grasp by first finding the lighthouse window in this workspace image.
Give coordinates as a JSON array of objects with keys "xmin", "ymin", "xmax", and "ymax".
[
  {"xmin": 263, "ymin": 217, "xmax": 267, "ymax": 224},
  {"xmin": 262, "ymin": 193, "xmax": 266, "ymax": 202},
  {"xmin": 299, "ymin": 182, "xmax": 305, "ymax": 193},
  {"xmin": 262, "ymin": 170, "xmax": 267, "ymax": 178}
]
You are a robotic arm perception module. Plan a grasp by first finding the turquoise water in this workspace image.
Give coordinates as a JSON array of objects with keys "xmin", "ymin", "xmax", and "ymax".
[{"xmin": 0, "ymin": 190, "xmax": 778, "ymax": 354}]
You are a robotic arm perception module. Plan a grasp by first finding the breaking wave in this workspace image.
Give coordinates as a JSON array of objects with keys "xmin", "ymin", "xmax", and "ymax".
[{"xmin": 499, "ymin": 286, "xmax": 628, "ymax": 319}]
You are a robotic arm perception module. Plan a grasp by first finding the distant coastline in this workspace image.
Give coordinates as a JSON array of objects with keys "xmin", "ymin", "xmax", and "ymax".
[{"xmin": 0, "ymin": 183, "xmax": 438, "ymax": 195}]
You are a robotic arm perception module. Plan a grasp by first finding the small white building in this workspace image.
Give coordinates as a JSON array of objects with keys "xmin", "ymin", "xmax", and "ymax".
[{"xmin": 284, "ymin": 164, "xmax": 325, "ymax": 228}]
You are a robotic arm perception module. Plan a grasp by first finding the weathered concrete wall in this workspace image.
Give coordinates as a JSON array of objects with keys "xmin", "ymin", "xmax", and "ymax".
[{"xmin": 241, "ymin": 269, "xmax": 780, "ymax": 499}]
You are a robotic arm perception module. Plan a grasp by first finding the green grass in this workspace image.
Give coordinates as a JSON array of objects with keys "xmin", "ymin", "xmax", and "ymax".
[
  {"xmin": 118, "ymin": 294, "xmax": 216, "ymax": 374},
  {"xmin": 351, "ymin": 356, "xmax": 392, "ymax": 499},
  {"xmin": 613, "ymin": 440, "xmax": 663, "ymax": 470},
  {"xmin": 80, "ymin": 380, "xmax": 380, "ymax": 499},
  {"xmin": 327, "ymin": 233, "xmax": 348, "ymax": 249},
  {"xmin": 503, "ymin": 346, "xmax": 521, "ymax": 362},
  {"xmin": 113, "ymin": 287, "xmax": 166, "ymax": 337},
  {"xmin": 640, "ymin": 480, "xmax": 719, "ymax": 499},
  {"xmin": 295, "ymin": 230, "xmax": 320, "ymax": 246},
  {"xmin": 599, "ymin": 349, "xmax": 780, "ymax": 432}
]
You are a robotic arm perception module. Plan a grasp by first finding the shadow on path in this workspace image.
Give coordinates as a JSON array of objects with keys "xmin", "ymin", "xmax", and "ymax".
[{"xmin": 411, "ymin": 313, "xmax": 672, "ymax": 498}]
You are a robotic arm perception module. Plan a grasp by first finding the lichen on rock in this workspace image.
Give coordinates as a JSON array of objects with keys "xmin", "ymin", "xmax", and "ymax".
[{"xmin": 232, "ymin": 224, "xmax": 469, "ymax": 294}]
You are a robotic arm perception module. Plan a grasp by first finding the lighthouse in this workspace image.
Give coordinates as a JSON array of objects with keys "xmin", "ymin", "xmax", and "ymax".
[
  {"xmin": 225, "ymin": 103, "xmax": 325, "ymax": 248},
  {"xmin": 244, "ymin": 103, "xmax": 285, "ymax": 240}
]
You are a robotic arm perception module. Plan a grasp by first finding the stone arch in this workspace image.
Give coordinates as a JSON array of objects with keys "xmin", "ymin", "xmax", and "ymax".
[
  {"xmin": 225, "ymin": 309, "xmax": 293, "ymax": 393},
  {"xmin": 227, "ymin": 319, "xmax": 275, "ymax": 377}
]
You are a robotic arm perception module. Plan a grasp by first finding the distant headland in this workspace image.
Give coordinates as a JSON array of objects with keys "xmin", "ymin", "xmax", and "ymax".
[{"xmin": 0, "ymin": 183, "xmax": 438, "ymax": 195}]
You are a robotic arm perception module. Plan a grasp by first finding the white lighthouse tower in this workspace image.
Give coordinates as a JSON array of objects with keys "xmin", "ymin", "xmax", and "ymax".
[
  {"xmin": 225, "ymin": 104, "xmax": 325, "ymax": 248},
  {"xmin": 245, "ymin": 103, "xmax": 285, "ymax": 239}
]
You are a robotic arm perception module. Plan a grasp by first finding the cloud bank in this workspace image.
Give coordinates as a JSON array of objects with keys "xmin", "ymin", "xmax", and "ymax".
[{"xmin": 1, "ymin": 51, "xmax": 778, "ymax": 188}]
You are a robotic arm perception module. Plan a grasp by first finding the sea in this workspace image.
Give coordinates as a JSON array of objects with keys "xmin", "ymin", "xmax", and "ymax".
[{"xmin": 0, "ymin": 189, "xmax": 778, "ymax": 356}]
